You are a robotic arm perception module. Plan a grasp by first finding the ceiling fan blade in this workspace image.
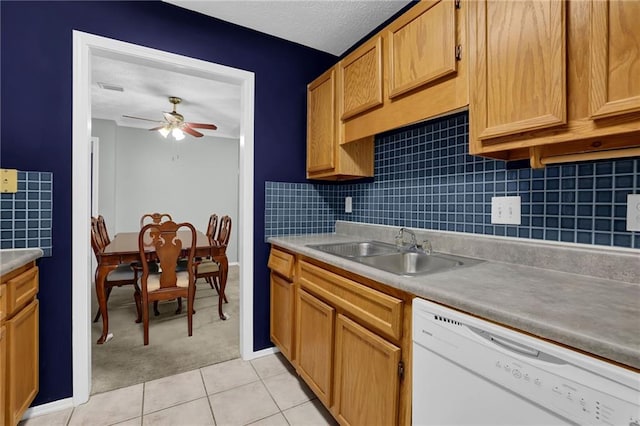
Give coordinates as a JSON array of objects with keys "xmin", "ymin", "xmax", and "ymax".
[
  {"xmin": 122, "ymin": 115, "xmax": 164, "ymax": 123},
  {"xmin": 181, "ymin": 125, "xmax": 204, "ymax": 138},
  {"xmin": 186, "ymin": 122, "xmax": 217, "ymax": 130},
  {"xmin": 148, "ymin": 126, "xmax": 166, "ymax": 131}
]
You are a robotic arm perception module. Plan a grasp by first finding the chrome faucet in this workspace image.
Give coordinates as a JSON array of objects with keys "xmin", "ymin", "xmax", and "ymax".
[{"xmin": 395, "ymin": 227, "xmax": 432, "ymax": 254}]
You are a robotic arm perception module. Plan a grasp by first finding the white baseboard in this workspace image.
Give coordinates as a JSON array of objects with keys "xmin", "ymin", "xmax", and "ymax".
[
  {"xmin": 22, "ymin": 397, "xmax": 74, "ymax": 420},
  {"xmin": 244, "ymin": 346, "xmax": 279, "ymax": 360}
]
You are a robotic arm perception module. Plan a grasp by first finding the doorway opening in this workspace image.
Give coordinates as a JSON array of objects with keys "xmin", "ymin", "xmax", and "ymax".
[{"xmin": 72, "ymin": 31, "xmax": 256, "ymax": 406}]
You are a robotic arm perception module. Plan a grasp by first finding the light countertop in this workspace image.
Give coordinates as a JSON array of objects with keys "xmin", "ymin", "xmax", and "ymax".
[
  {"xmin": 0, "ymin": 248, "xmax": 44, "ymax": 276},
  {"xmin": 269, "ymin": 224, "xmax": 640, "ymax": 371}
]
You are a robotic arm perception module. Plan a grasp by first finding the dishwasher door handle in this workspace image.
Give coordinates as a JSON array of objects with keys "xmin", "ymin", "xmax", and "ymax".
[{"xmin": 468, "ymin": 325, "xmax": 565, "ymax": 364}]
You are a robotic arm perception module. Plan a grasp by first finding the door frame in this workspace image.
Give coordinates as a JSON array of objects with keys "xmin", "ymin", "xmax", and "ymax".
[{"xmin": 72, "ymin": 31, "xmax": 255, "ymax": 405}]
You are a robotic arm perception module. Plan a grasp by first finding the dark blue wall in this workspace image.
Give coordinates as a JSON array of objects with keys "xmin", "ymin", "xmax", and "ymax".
[{"xmin": 1, "ymin": 0, "xmax": 336, "ymax": 405}]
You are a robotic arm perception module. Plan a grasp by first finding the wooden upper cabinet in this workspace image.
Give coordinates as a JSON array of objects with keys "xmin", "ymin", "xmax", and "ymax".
[
  {"xmin": 469, "ymin": 0, "xmax": 640, "ymax": 166},
  {"xmin": 469, "ymin": 0, "xmax": 566, "ymax": 144},
  {"xmin": 590, "ymin": 0, "xmax": 640, "ymax": 119},
  {"xmin": 339, "ymin": 35, "xmax": 383, "ymax": 120},
  {"xmin": 387, "ymin": 0, "xmax": 458, "ymax": 99},
  {"xmin": 307, "ymin": 68, "xmax": 336, "ymax": 175}
]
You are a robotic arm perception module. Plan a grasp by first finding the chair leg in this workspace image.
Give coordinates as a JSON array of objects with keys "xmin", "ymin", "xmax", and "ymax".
[
  {"xmin": 187, "ymin": 289, "xmax": 194, "ymax": 337},
  {"xmin": 212, "ymin": 277, "xmax": 228, "ymax": 304},
  {"xmin": 93, "ymin": 286, "xmax": 114, "ymax": 322},
  {"xmin": 143, "ymin": 300, "xmax": 150, "ymax": 346},
  {"xmin": 175, "ymin": 297, "xmax": 183, "ymax": 315},
  {"xmin": 205, "ymin": 276, "xmax": 214, "ymax": 289},
  {"xmin": 134, "ymin": 290, "xmax": 142, "ymax": 324},
  {"xmin": 153, "ymin": 300, "xmax": 160, "ymax": 316}
]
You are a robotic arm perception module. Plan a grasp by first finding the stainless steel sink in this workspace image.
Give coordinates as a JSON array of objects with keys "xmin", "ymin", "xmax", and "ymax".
[
  {"xmin": 308, "ymin": 241, "xmax": 482, "ymax": 276},
  {"xmin": 357, "ymin": 251, "xmax": 479, "ymax": 276},
  {"xmin": 308, "ymin": 241, "xmax": 398, "ymax": 258}
]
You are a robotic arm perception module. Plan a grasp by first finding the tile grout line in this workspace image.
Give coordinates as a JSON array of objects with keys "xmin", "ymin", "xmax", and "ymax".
[{"xmin": 199, "ymin": 366, "xmax": 219, "ymax": 425}]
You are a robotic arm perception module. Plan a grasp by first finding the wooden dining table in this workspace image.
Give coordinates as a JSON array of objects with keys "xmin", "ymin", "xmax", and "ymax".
[{"xmin": 94, "ymin": 230, "xmax": 229, "ymax": 344}]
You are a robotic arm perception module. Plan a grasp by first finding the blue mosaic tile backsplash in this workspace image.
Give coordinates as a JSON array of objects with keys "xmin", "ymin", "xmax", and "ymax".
[
  {"xmin": 1, "ymin": 171, "xmax": 53, "ymax": 256},
  {"xmin": 265, "ymin": 111, "xmax": 639, "ymax": 249}
]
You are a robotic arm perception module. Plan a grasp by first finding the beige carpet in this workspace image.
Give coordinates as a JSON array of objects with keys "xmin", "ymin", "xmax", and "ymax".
[{"xmin": 90, "ymin": 265, "xmax": 240, "ymax": 395}]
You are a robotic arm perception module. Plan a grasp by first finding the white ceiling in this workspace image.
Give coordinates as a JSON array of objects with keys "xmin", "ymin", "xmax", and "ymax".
[
  {"xmin": 166, "ymin": 0, "xmax": 412, "ymax": 56},
  {"xmin": 91, "ymin": 1, "xmax": 412, "ymax": 139}
]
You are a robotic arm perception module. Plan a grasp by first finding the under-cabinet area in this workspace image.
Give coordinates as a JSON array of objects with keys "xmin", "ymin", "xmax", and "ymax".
[
  {"xmin": 1, "ymin": 258, "xmax": 40, "ymax": 426},
  {"xmin": 268, "ymin": 246, "xmax": 414, "ymax": 426}
]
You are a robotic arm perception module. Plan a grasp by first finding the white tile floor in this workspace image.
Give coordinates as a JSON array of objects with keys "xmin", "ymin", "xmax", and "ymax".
[{"xmin": 21, "ymin": 354, "xmax": 338, "ymax": 426}]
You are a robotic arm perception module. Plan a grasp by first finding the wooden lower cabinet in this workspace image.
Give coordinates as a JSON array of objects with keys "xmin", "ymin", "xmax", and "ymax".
[
  {"xmin": 333, "ymin": 314, "xmax": 401, "ymax": 426},
  {"xmin": 0, "ymin": 325, "xmax": 6, "ymax": 425},
  {"xmin": 5, "ymin": 300, "xmax": 39, "ymax": 426},
  {"xmin": 268, "ymin": 247, "xmax": 296, "ymax": 362},
  {"xmin": 296, "ymin": 289, "xmax": 335, "ymax": 407},
  {"xmin": 1, "ymin": 262, "xmax": 39, "ymax": 426},
  {"xmin": 270, "ymin": 273, "xmax": 295, "ymax": 361},
  {"xmin": 269, "ymin": 246, "xmax": 411, "ymax": 425}
]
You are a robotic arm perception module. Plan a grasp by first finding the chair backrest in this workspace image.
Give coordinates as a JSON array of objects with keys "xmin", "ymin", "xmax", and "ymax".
[
  {"xmin": 205, "ymin": 214, "xmax": 219, "ymax": 244},
  {"xmin": 90, "ymin": 218, "xmax": 104, "ymax": 259},
  {"xmin": 138, "ymin": 220, "xmax": 196, "ymax": 291},
  {"xmin": 140, "ymin": 212, "xmax": 173, "ymax": 228},
  {"xmin": 216, "ymin": 215, "xmax": 232, "ymax": 247},
  {"xmin": 97, "ymin": 215, "xmax": 111, "ymax": 245}
]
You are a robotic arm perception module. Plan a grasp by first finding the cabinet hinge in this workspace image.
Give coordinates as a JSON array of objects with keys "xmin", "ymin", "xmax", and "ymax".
[
  {"xmin": 398, "ymin": 361, "xmax": 405, "ymax": 380},
  {"xmin": 455, "ymin": 0, "xmax": 461, "ymax": 9},
  {"xmin": 455, "ymin": 45, "xmax": 462, "ymax": 61}
]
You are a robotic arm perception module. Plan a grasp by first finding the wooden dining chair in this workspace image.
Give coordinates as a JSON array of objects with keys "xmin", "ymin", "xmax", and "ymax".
[
  {"xmin": 138, "ymin": 220, "xmax": 197, "ymax": 345},
  {"xmin": 140, "ymin": 212, "xmax": 172, "ymax": 228},
  {"xmin": 193, "ymin": 215, "xmax": 231, "ymax": 303},
  {"xmin": 97, "ymin": 215, "xmax": 111, "ymax": 245},
  {"xmin": 90, "ymin": 219, "xmax": 142, "ymax": 323}
]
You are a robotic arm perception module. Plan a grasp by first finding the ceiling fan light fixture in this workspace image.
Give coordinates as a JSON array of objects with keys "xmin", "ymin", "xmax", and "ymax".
[
  {"xmin": 172, "ymin": 127, "xmax": 185, "ymax": 141},
  {"xmin": 158, "ymin": 126, "xmax": 170, "ymax": 138}
]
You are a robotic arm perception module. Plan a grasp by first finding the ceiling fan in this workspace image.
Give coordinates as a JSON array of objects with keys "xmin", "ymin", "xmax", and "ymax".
[{"xmin": 123, "ymin": 96, "xmax": 217, "ymax": 140}]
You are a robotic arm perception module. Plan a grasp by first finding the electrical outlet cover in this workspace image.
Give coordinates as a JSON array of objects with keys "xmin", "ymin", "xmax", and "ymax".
[{"xmin": 627, "ymin": 194, "xmax": 640, "ymax": 232}]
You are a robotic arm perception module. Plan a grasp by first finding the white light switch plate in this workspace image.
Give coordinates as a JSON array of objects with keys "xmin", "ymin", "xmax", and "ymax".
[
  {"xmin": 345, "ymin": 196, "xmax": 353, "ymax": 213},
  {"xmin": 627, "ymin": 194, "xmax": 640, "ymax": 231},
  {"xmin": 491, "ymin": 196, "xmax": 521, "ymax": 225}
]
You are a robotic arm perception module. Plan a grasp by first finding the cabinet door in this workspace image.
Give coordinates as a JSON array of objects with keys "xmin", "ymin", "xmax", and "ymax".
[
  {"xmin": 590, "ymin": 0, "xmax": 640, "ymax": 119},
  {"xmin": 6, "ymin": 300, "xmax": 38, "ymax": 426},
  {"xmin": 270, "ymin": 273, "xmax": 294, "ymax": 361},
  {"xmin": 307, "ymin": 68, "xmax": 336, "ymax": 175},
  {"xmin": 387, "ymin": 0, "xmax": 458, "ymax": 99},
  {"xmin": 333, "ymin": 314, "xmax": 401, "ymax": 426},
  {"xmin": 339, "ymin": 35, "xmax": 383, "ymax": 120},
  {"xmin": 469, "ymin": 0, "xmax": 566, "ymax": 143},
  {"xmin": 1, "ymin": 325, "xmax": 6, "ymax": 426},
  {"xmin": 296, "ymin": 289, "xmax": 334, "ymax": 407}
]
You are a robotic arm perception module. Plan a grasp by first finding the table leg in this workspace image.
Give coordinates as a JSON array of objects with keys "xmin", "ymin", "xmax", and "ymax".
[
  {"xmin": 95, "ymin": 264, "xmax": 117, "ymax": 344},
  {"xmin": 216, "ymin": 255, "xmax": 229, "ymax": 320}
]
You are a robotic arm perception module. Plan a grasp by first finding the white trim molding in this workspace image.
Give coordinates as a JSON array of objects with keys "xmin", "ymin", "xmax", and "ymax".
[{"xmin": 72, "ymin": 30, "xmax": 255, "ymax": 406}]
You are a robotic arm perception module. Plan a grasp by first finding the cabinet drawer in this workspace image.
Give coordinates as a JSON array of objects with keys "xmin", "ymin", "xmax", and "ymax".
[
  {"xmin": 268, "ymin": 248, "xmax": 295, "ymax": 280},
  {"xmin": 5, "ymin": 266, "xmax": 38, "ymax": 317},
  {"xmin": 299, "ymin": 260, "xmax": 403, "ymax": 340}
]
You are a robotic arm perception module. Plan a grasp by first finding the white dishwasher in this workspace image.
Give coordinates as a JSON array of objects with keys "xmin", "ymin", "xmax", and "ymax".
[{"xmin": 412, "ymin": 298, "xmax": 640, "ymax": 426}]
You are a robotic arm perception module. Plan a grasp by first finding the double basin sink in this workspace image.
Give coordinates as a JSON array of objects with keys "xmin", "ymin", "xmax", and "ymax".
[{"xmin": 308, "ymin": 240, "xmax": 482, "ymax": 277}]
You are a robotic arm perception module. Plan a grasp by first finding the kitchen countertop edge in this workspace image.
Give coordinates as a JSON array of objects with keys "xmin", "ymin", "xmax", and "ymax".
[{"xmin": 0, "ymin": 248, "xmax": 44, "ymax": 276}]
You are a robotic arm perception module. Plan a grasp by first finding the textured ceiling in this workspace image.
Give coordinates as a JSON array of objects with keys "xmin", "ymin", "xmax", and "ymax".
[
  {"xmin": 92, "ymin": 1, "xmax": 412, "ymax": 138},
  {"xmin": 166, "ymin": 0, "xmax": 412, "ymax": 56},
  {"xmin": 92, "ymin": 53, "xmax": 241, "ymax": 139}
]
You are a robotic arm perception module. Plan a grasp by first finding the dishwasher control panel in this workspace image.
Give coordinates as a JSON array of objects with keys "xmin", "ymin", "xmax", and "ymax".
[{"xmin": 413, "ymin": 299, "xmax": 640, "ymax": 426}]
